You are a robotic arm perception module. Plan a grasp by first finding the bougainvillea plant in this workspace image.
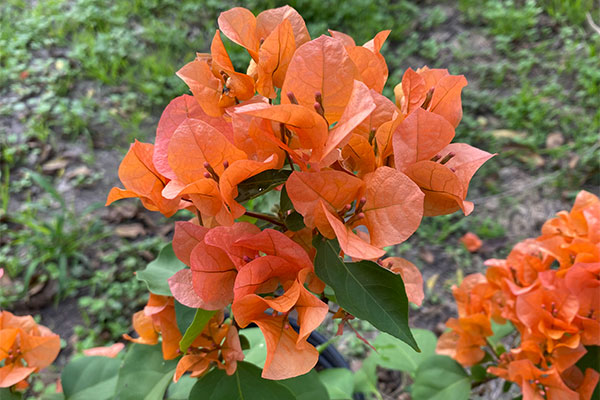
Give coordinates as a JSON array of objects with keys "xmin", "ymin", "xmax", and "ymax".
[
  {"xmin": 103, "ymin": 4, "xmax": 493, "ymax": 387},
  {"xmin": 438, "ymin": 190, "xmax": 600, "ymax": 400},
  {"xmin": 0, "ymin": 5, "xmax": 497, "ymax": 400}
]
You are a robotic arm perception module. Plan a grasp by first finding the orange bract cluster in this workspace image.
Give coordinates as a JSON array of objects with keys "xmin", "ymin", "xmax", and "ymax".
[
  {"xmin": 0, "ymin": 311, "xmax": 60, "ymax": 389},
  {"xmin": 124, "ymin": 295, "xmax": 243, "ymax": 380},
  {"xmin": 123, "ymin": 294, "xmax": 182, "ymax": 359},
  {"xmin": 437, "ymin": 191, "xmax": 600, "ymax": 400},
  {"xmin": 168, "ymin": 221, "xmax": 327, "ymax": 379},
  {"xmin": 107, "ymin": 5, "xmax": 492, "ymax": 380}
]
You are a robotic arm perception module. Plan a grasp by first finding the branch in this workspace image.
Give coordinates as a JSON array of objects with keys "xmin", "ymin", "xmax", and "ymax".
[{"xmin": 244, "ymin": 211, "xmax": 286, "ymax": 227}]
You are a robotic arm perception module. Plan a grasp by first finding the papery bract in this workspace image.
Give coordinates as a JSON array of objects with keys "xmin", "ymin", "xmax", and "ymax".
[{"xmin": 0, "ymin": 311, "xmax": 60, "ymax": 389}]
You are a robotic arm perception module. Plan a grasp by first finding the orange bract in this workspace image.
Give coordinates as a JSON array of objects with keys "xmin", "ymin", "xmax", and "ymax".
[
  {"xmin": 460, "ymin": 232, "xmax": 483, "ymax": 252},
  {"xmin": 106, "ymin": 141, "xmax": 181, "ymax": 217},
  {"xmin": 281, "ymin": 35, "xmax": 358, "ymax": 123},
  {"xmin": 0, "ymin": 311, "xmax": 60, "ymax": 389}
]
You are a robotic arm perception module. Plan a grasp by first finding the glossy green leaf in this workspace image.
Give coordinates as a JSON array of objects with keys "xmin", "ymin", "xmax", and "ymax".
[
  {"xmin": 279, "ymin": 186, "xmax": 293, "ymax": 213},
  {"xmin": 373, "ymin": 329, "xmax": 437, "ymax": 376},
  {"xmin": 318, "ymin": 368, "xmax": 354, "ymax": 400},
  {"xmin": 115, "ymin": 343, "xmax": 178, "ymax": 400},
  {"xmin": 279, "ymin": 370, "xmax": 330, "ymax": 400},
  {"xmin": 61, "ymin": 356, "xmax": 120, "ymax": 400},
  {"xmin": 411, "ymin": 355, "xmax": 470, "ymax": 400},
  {"xmin": 284, "ymin": 211, "xmax": 306, "ymax": 231},
  {"xmin": 137, "ymin": 244, "xmax": 186, "ymax": 296},
  {"xmin": 174, "ymin": 300, "xmax": 196, "ymax": 335},
  {"xmin": 179, "ymin": 308, "xmax": 217, "ymax": 352},
  {"xmin": 240, "ymin": 328, "xmax": 267, "ymax": 368},
  {"xmin": 188, "ymin": 362, "xmax": 294, "ymax": 400},
  {"xmin": 313, "ymin": 237, "xmax": 418, "ymax": 350},
  {"xmin": 235, "ymin": 170, "xmax": 292, "ymax": 203}
]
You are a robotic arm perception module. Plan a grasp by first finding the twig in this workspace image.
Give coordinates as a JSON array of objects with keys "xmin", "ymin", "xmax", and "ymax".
[{"xmin": 244, "ymin": 211, "xmax": 285, "ymax": 227}]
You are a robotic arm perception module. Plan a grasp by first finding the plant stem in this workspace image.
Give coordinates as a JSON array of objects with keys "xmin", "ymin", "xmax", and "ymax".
[
  {"xmin": 485, "ymin": 338, "xmax": 501, "ymax": 361},
  {"xmin": 244, "ymin": 211, "xmax": 285, "ymax": 227}
]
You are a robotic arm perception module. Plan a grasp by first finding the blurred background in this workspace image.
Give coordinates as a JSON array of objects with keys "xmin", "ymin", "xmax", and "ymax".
[{"xmin": 0, "ymin": 0, "xmax": 598, "ymax": 397}]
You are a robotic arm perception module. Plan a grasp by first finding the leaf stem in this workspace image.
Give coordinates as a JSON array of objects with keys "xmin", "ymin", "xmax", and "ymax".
[
  {"xmin": 485, "ymin": 338, "xmax": 500, "ymax": 361},
  {"xmin": 244, "ymin": 211, "xmax": 285, "ymax": 227}
]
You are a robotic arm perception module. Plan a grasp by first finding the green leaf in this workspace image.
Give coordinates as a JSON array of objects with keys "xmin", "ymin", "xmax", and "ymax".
[
  {"xmin": 577, "ymin": 346, "xmax": 600, "ymax": 399},
  {"xmin": 240, "ymin": 328, "xmax": 267, "ymax": 368},
  {"xmin": 279, "ymin": 186, "xmax": 293, "ymax": 213},
  {"xmin": 0, "ymin": 388, "xmax": 23, "ymax": 400},
  {"xmin": 318, "ymin": 368, "xmax": 354, "ymax": 400},
  {"xmin": 470, "ymin": 365, "xmax": 488, "ymax": 382},
  {"xmin": 235, "ymin": 170, "xmax": 292, "ymax": 203},
  {"xmin": 313, "ymin": 237, "xmax": 418, "ymax": 350},
  {"xmin": 137, "ymin": 244, "xmax": 185, "ymax": 296},
  {"xmin": 115, "ymin": 343, "xmax": 178, "ymax": 400},
  {"xmin": 239, "ymin": 335, "xmax": 250, "ymax": 350},
  {"xmin": 411, "ymin": 355, "xmax": 470, "ymax": 400},
  {"xmin": 279, "ymin": 370, "xmax": 330, "ymax": 400},
  {"xmin": 174, "ymin": 300, "xmax": 197, "ymax": 335},
  {"xmin": 41, "ymin": 394, "xmax": 65, "ymax": 400},
  {"xmin": 188, "ymin": 362, "xmax": 294, "ymax": 400},
  {"xmin": 353, "ymin": 354, "xmax": 382, "ymax": 400},
  {"xmin": 29, "ymin": 170, "xmax": 66, "ymax": 209},
  {"xmin": 373, "ymin": 329, "xmax": 437, "ymax": 377},
  {"xmin": 487, "ymin": 320, "xmax": 514, "ymax": 348},
  {"xmin": 61, "ymin": 356, "xmax": 120, "ymax": 400},
  {"xmin": 167, "ymin": 375, "xmax": 197, "ymax": 400},
  {"xmin": 179, "ymin": 308, "xmax": 217, "ymax": 352},
  {"xmin": 284, "ymin": 211, "xmax": 306, "ymax": 231}
]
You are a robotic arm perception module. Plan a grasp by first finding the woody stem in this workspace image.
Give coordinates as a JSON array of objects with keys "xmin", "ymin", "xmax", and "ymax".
[
  {"xmin": 286, "ymin": 152, "xmax": 296, "ymax": 171},
  {"xmin": 244, "ymin": 211, "xmax": 285, "ymax": 227}
]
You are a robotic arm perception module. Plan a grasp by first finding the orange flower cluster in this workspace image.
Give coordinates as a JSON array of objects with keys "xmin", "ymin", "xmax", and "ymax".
[
  {"xmin": 123, "ymin": 294, "xmax": 182, "ymax": 359},
  {"xmin": 168, "ymin": 222, "xmax": 327, "ymax": 379},
  {"xmin": 107, "ymin": 5, "xmax": 492, "ymax": 380},
  {"xmin": 124, "ymin": 294, "xmax": 243, "ymax": 380},
  {"xmin": 437, "ymin": 191, "xmax": 600, "ymax": 399},
  {"xmin": 0, "ymin": 311, "xmax": 60, "ymax": 389}
]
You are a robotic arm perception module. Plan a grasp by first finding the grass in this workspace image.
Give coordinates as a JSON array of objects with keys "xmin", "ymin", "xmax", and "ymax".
[
  {"xmin": 1, "ymin": 0, "xmax": 599, "ymax": 366},
  {"xmin": 0, "ymin": 172, "xmax": 107, "ymax": 305}
]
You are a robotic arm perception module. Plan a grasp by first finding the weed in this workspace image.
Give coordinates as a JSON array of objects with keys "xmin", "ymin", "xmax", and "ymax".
[
  {"xmin": 75, "ymin": 237, "xmax": 166, "ymax": 346},
  {"xmin": 0, "ymin": 172, "xmax": 107, "ymax": 305},
  {"xmin": 540, "ymin": 0, "xmax": 597, "ymax": 25}
]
